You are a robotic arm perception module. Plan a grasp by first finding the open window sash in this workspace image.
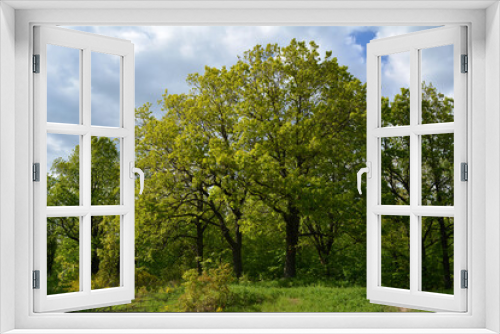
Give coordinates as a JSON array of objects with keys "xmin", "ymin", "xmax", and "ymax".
[
  {"xmin": 33, "ymin": 26, "xmax": 136, "ymax": 312},
  {"xmin": 365, "ymin": 26, "xmax": 467, "ymax": 312}
]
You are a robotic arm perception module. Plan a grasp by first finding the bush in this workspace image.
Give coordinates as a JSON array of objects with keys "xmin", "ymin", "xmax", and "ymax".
[
  {"xmin": 177, "ymin": 263, "xmax": 234, "ymax": 312},
  {"xmin": 135, "ymin": 267, "xmax": 161, "ymax": 291}
]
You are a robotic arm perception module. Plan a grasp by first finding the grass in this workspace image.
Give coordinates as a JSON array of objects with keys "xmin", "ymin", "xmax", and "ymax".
[
  {"xmin": 79, "ymin": 285, "xmax": 184, "ymax": 312},
  {"xmin": 226, "ymin": 282, "xmax": 408, "ymax": 312},
  {"xmin": 79, "ymin": 280, "xmax": 423, "ymax": 313}
]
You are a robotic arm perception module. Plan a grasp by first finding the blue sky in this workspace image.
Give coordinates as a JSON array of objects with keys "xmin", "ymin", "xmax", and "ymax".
[{"xmin": 47, "ymin": 25, "xmax": 452, "ymax": 171}]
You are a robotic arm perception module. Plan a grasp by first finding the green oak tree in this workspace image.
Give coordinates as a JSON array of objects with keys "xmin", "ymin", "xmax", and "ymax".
[{"xmin": 234, "ymin": 40, "xmax": 366, "ymax": 278}]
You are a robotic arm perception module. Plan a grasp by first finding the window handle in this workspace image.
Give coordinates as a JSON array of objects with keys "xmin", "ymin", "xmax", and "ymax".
[
  {"xmin": 357, "ymin": 162, "xmax": 372, "ymax": 195},
  {"xmin": 130, "ymin": 162, "xmax": 144, "ymax": 195}
]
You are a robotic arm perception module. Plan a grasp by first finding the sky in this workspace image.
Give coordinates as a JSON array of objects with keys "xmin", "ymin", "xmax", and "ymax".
[{"xmin": 46, "ymin": 25, "xmax": 453, "ymax": 172}]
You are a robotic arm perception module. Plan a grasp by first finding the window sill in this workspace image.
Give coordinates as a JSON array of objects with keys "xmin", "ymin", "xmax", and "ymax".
[{"xmin": 3, "ymin": 330, "xmax": 498, "ymax": 334}]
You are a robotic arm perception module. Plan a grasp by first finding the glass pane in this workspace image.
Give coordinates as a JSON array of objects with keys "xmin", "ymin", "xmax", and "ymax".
[
  {"xmin": 47, "ymin": 134, "xmax": 80, "ymax": 206},
  {"xmin": 381, "ymin": 52, "xmax": 410, "ymax": 127},
  {"xmin": 47, "ymin": 217, "xmax": 80, "ymax": 295},
  {"xmin": 421, "ymin": 133, "xmax": 454, "ymax": 206},
  {"xmin": 381, "ymin": 215, "xmax": 410, "ymax": 289},
  {"xmin": 91, "ymin": 215, "xmax": 121, "ymax": 290},
  {"xmin": 381, "ymin": 136, "xmax": 410, "ymax": 205},
  {"xmin": 91, "ymin": 52, "xmax": 121, "ymax": 127},
  {"xmin": 421, "ymin": 45, "xmax": 454, "ymax": 124},
  {"xmin": 421, "ymin": 217, "xmax": 454, "ymax": 294},
  {"xmin": 91, "ymin": 136, "xmax": 120, "ymax": 206},
  {"xmin": 47, "ymin": 44, "xmax": 80, "ymax": 124}
]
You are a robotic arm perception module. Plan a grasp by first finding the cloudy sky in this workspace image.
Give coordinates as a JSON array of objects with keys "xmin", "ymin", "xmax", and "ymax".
[{"xmin": 46, "ymin": 25, "xmax": 453, "ymax": 172}]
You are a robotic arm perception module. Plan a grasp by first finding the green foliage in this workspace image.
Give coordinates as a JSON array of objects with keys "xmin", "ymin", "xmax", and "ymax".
[
  {"xmin": 47, "ymin": 217, "xmax": 79, "ymax": 295},
  {"xmin": 91, "ymin": 215, "xmax": 121, "ymax": 289},
  {"xmin": 47, "ymin": 137, "xmax": 121, "ymax": 294},
  {"xmin": 90, "ymin": 137, "xmax": 120, "ymax": 205},
  {"xmin": 177, "ymin": 263, "xmax": 235, "ymax": 312},
  {"xmin": 380, "ymin": 83, "xmax": 455, "ymax": 292},
  {"xmin": 381, "ymin": 216, "xmax": 410, "ymax": 290}
]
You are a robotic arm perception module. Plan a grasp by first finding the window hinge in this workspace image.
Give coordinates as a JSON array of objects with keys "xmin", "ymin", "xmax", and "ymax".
[
  {"xmin": 33, "ymin": 54, "xmax": 40, "ymax": 73},
  {"xmin": 33, "ymin": 163, "xmax": 40, "ymax": 182},
  {"xmin": 33, "ymin": 270, "xmax": 40, "ymax": 289},
  {"xmin": 461, "ymin": 270, "xmax": 468, "ymax": 289},
  {"xmin": 461, "ymin": 54, "xmax": 468, "ymax": 73},
  {"xmin": 461, "ymin": 162, "xmax": 468, "ymax": 181}
]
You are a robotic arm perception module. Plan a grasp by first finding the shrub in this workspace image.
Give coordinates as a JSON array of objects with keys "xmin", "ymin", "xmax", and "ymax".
[
  {"xmin": 136, "ymin": 267, "xmax": 161, "ymax": 291},
  {"xmin": 177, "ymin": 263, "xmax": 234, "ymax": 312}
]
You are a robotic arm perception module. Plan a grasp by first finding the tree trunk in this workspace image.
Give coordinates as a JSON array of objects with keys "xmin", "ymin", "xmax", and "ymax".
[
  {"xmin": 195, "ymin": 189, "xmax": 206, "ymax": 275},
  {"xmin": 319, "ymin": 250, "xmax": 334, "ymax": 277},
  {"xmin": 438, "ymin": 217, "xmax": 452, "ymax": 290},
  {"xmin": 232, "ymin": 225, "xmax": 243, "ymax": 278},
  {"xmin": 216, "ymin": 211, "xmax": 244, "ymax": 278},
  {"xmin": 421, "ymin": 237, "xmax": 427, "ymax": 287},
  {"xmin": 284, "ymin": 207, "xmax": 300, "ymax": 278},
  {"xmin": 47, "ymin": 240, "xmax": 57, "ymax": 277},
  {"xmin": 196, "ymin": 221, "xmax": 204, "ymax": 276},
  {"xmin": 91, "ymin": 216, "xmax": 101, "ymax": 275}
]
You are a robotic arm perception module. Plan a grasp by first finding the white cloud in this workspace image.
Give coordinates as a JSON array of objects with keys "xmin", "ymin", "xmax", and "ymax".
[
  {"xmin": 62, "ymin": 25, "xmax": 451, "ymax": 115},
  {"xmin": 381, "ymin": 51, "xmax": 410, "ymax": 99},
  {"xmin": 375, "ymin": 26, "xmax": 434, "ymax": 39},
  {"xmin": 46, "ymin": 134, "xmax": 79, "ymax": 173},
  {"xmin": 421, "ymin": 45, "xmax": 454, "ymax": 97},
  {"xmin": 374, "ymin": 26, "xmax": 452, "ymax": 100}
]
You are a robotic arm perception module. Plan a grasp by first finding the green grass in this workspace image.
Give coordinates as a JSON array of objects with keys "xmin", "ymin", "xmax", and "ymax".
[
  {"xmin": 79, "ymin": 286, "xmax": 184, "ymax": 312},
  {"xmin": 226, "ymin": 282, "xmax": 408, "ymax": 312},
  {"xmin": 79, "ymin": 280, "xmax": 423, "ymax": 313}
]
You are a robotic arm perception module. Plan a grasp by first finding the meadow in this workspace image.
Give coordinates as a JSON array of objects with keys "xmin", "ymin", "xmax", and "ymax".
[{"xmin": 81, "ymin": 280, "xmax": 419, "ymax": 313}]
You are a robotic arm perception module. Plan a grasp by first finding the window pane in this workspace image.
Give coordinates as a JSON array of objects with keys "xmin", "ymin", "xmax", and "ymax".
[
  {"xmin": 91, "ymin": 52, "xmax": 121, "ymax": 127},
  {"xmin": 381, "ymin": 52, "xmax": 410, "ymax": 127},
  {"xmin": 381, "ymin": 215, "xmax": 410, "ymax": 290},
  {"xmin": 421, "ymin": 45, "xmax": 454, "ymax": 124},
  {"xmin": 47, "ymin": 44, "xmax": 80, "ymax": 124},
  {"xmin": 47, "ymin": 133, "xmax": 80, "ymax": 206},
  {"xmin": 91, "ymin": 136, "xmax": 120, "ymax": 206},
  {"xmin": 421, "ymin": 133, "xmax": 454, "ymax": 206},
  {"xmin": 381, "ymin": 136, "xmax": 410, "ymax": 205},
  {"xmin": 47, "ymin": 217, "xmax": 80, "ymax": 295},
  {"xmin": 421, "ymin": 217, "xmax": 454, "ymax": 294},
  {"xmin": 91, "ymin": 215, "xmax": 121, "ymax": 290}
]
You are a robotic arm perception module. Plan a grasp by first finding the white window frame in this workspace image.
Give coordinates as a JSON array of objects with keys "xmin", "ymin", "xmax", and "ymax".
[
  {"xmin": 33, "ymin": 25, "xmax": 136, "ymax": 313},
  {"xmin": 366, "ymin": 26, "xmax": 468, "ymax": 312},
  {"xmin": 1, "ymin": 1, "xmax": 499, "ymax": 333}
]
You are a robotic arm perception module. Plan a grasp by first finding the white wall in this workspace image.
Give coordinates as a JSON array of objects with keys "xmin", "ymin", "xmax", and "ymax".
[
  {"xmin": 0, "ymin": 2, "xmax": 16, "ymax": 333},
  {"xmin": 486, "ymin": 2, "xmax": 500, "ymax": 333}
]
